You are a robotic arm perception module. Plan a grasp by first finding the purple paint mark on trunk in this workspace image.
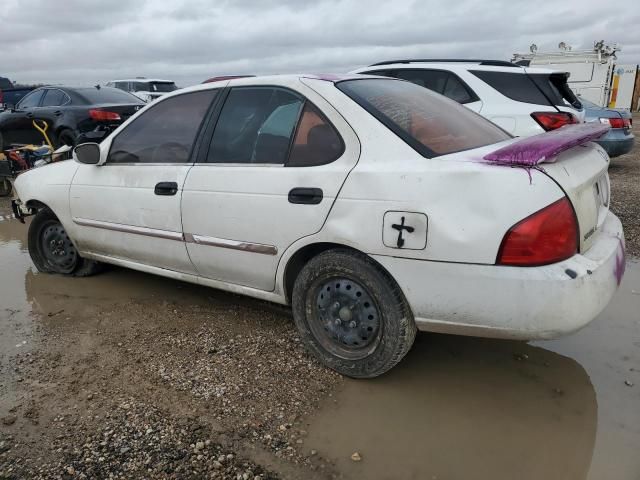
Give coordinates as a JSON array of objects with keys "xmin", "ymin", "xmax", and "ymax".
[
  {"xmin": 614, "ymin": 237, "xmax": 626, "ymax": 286},
  {"xmin": 483, "ymin": 123, "xmax": 610, "ymax": 167}
]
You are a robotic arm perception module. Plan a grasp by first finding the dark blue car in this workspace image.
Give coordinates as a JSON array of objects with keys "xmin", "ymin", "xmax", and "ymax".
[{"xmin": 581, "ymin": 97, "xmax": 634, "ymax": 157}]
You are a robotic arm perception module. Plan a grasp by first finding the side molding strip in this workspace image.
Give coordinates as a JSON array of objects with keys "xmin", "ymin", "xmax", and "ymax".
[
  {"xmin": 73, "ymin": 218, "xmax": 278, "ymax": 256},
  {"xmin": 184, "ymin": 233, "xmax": 278, "ymax": 256},
  {"xmin": 73, "ymin": 217, "xmax": 184, "ymax": 241}
]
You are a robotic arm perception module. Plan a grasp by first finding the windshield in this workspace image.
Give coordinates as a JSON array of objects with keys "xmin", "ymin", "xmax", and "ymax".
[
  {"xmin": 149, "ymin": 82, "xmax": 178, "ymax": 92},
  {"xmin": 337, "ymin": 78, "xmax": 510, "ymax": 157}
]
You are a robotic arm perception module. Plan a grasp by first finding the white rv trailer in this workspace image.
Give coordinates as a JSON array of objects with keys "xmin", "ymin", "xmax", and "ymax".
[{"xmin": 513, "ymin": 42, "xmax": 638, "ymax": 110}]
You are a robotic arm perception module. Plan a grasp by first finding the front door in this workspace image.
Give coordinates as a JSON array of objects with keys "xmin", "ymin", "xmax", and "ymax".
[
  {"xmin": 181, "ymin": 83, "xmax": 360, "ymax": 291},
  {"xmin": 1, "ymin": 89, "xmax": 46, "ymax": 145},
  {"xmin": 69, "ymin": 89, "xmax": 218, "ymax": 273}
]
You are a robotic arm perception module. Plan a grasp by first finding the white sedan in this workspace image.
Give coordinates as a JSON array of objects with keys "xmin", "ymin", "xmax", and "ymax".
[{"xmin": 12, "ymin": 74, "xmax": 625, "ymax": 378}]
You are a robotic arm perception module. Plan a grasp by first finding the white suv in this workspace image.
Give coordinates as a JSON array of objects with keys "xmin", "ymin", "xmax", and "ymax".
[
  {"xmin": 352, "ymin": 59, "xmax": 585, "ymax": 137},
  {"xmin": 106, "ymin": 78, "xmax": 178, "ymax": 103}
]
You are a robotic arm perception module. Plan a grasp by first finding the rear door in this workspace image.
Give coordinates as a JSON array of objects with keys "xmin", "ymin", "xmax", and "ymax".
[
  {"xmin": 181, "ymin": 82, "xmax": 360, "ymax": 291},
  {"xmin": 69, "ymin": 89, "xmax": 218, "ymax": 272}
]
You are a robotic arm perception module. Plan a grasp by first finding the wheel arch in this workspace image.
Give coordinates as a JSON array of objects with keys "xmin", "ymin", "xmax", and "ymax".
[{"xmin": 282, "ymin": 242, "xmax": 400, "ymax": 304}]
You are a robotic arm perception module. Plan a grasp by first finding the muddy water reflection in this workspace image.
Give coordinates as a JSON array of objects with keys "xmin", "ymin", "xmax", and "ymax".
[{"xmin": 306, "ymin": 336, "xmax": 597, "ymax": 480}]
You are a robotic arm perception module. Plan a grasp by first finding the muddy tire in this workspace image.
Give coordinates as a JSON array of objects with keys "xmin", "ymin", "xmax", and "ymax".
[
  {"xmin": 28, "ymin": 208, "xmax": 102, "ymax": 276},
  {"xmin": 292, "ymin": 249, "xmax": 417, "ymax": 378}
]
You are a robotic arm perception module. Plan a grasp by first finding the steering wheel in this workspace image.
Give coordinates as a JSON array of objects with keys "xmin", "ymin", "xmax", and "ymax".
[{"xmin": 151, "ymin": 142, "xmax": 190, "ymax": 163}]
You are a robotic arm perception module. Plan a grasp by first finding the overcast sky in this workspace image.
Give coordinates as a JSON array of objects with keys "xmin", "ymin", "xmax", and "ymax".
[{"xmin": 2, "ymin": 0, "xmax": 639, "ymax": 87}]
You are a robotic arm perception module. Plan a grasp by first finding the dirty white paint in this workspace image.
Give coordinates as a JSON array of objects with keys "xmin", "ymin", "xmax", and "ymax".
[{"xmin": 13, "ymin": 74, "xmax": 625, "ymax": 340}]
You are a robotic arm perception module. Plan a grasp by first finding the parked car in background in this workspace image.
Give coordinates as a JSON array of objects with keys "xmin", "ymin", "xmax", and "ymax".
[
  {"xmin": 106, "ymin": 78, "xmax": 178, "ymax": 102},
  {"xmin": 580, "ymin": 97, "xmax": 634, "ymax": 157},
  {"xmin": 12, "ymin": 75, "xmax": 623, "ymax": 378},
  {"xmin": 352, "ymin": 59, "xmax": 585, "ymax": 137},
  {"xmin": 0, "ymin": 86, "xmax": 144, "ymax": 149},
  {"xmin": 0, "ymin": 77, "xmax": 34, "ymax": 109}
]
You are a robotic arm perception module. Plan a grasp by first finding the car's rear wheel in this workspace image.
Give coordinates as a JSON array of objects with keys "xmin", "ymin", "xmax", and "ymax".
[
  {"xmin": 292, "ymin": 249, "xmax": 417, "ymax": 378},
  {"xmin": 56, "ymin": 129, "xmax": 76, "ymax": 148},
  {"xmin": 28, "ymin": 208, "xmax": 102, "ymax": 276}
]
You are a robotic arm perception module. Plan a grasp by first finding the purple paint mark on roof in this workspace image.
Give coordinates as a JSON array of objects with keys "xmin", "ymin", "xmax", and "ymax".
[{"xmin": 483, "ymin": 123, "xmax": 610, "ymax": 167}]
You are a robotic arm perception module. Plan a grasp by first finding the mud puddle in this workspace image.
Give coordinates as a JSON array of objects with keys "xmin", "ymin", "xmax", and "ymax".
[
  {"xmin": 304, "ymin": 261, "xmax": 640, "ymax": 480},
  {"xmin": 0, "ymin": 197, "xmax": 638, "ymax": 479}
]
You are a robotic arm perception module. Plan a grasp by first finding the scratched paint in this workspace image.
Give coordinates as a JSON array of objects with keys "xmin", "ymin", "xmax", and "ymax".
[{"xmin": 484, "ymin": 123, "xmax": 610, "ymax": 167}]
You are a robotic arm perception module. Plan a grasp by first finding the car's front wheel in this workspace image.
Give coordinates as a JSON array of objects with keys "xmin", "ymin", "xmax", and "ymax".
[
  {"xmin": 28, "ymin": 208, "xmax": 102, "ymax": 276},
  {"xmin": 292, "ymin": 249, "xmax": 417, "ymax": 378}
]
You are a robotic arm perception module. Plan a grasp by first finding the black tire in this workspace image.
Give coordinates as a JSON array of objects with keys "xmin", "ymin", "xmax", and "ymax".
[
  {"xmin": 28, "ymin": 208, "xmax": 102, "ymax": 276},
  {"xmin": 56, "ymin": 129, "xmax": 76, "ymax": 148},
  {"xmin": 0, "ymin": 178, "xmax": 11, "ymax": 197},
  {"xmin": 292, "ymin": 249, "xmax": 417, "ymax": 378}
]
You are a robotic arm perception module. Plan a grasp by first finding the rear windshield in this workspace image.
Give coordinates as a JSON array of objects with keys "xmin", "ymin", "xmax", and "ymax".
[
  {"xmin": 77, "ymin": 87, "xmax": 143, "ymax": 104},
  {"xmin": 337, "ymin": 79, "xmax": 510, "ymax": 157},
  {"xmin": 470, "ymin": 71, "xmax": 582, "ymax": 109}
]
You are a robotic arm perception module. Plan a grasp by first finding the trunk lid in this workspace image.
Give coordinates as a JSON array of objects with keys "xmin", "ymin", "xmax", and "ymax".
[
  {"xmin": 483, "ymin": 123, "xmax": 611, "ymax": 253},
  {"xmin": 541, "ymin": 145, "xmax": 610, "ymax": 252}
]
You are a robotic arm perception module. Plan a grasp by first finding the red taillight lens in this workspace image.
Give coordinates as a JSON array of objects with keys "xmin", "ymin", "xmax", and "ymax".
[
  {"xmin": 600, "ymin": 117, "xmax": 625, "ymax": 129},
  {"xmin": 531, "ymin": 112, "xmax": 578, "ymax": 131},
  {"xmin": 497, "ymin": 197, "xmax": 578, "ymax": 266},
  {"xmin": 89, "ymin": 109, "xmax": 121, "ymax": 121}
]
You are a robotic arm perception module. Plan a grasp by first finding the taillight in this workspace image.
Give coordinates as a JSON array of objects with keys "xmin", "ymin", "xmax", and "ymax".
[
  {"xmin": 497, "ymin": 197, "xmax": 578, "ymax": 266},
  {"xmin": 531, "ymin": 112, "xmax": 578, "ymax": 131},
  {"xmin": 600, "ymin": 117, "xmax": 625, "ymax": 129},
  {"xmin": 89, "ymin": 109, "xmax": 121, "ymax": 121}
]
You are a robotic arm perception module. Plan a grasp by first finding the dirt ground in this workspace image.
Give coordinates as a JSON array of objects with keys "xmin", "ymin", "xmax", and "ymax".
[{"xmin": 1, "ymin": 122, "xmax": 639, "ymax": 479}]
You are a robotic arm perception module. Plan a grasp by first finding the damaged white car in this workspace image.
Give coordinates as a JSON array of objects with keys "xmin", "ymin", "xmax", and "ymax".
[{"xmin": 12, "ymin": 75, "xmax": 625, "ymax": 378}]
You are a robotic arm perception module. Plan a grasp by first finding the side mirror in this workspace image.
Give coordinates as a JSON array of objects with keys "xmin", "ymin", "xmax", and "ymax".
[{"xmin": 74, "ymin": 143, "xmax": 101, "ymax": 165}]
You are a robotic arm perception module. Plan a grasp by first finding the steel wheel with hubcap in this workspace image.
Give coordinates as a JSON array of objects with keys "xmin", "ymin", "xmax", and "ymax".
[{"xmin": 292, "ymin": 249, "xmax": 417, "ymax": 378}]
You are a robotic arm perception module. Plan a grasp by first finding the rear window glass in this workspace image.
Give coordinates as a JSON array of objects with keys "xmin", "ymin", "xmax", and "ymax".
[
  {"xmin": 337, "ymin": 79, "xmax": 510, "ymax": 157},
  {"xmin": 470, "ymin": 71, "xmax": 550, "ymax": 105},
  {"xmin": 77, "ymin": 87, "xmax": 143, "ymax": 104}
]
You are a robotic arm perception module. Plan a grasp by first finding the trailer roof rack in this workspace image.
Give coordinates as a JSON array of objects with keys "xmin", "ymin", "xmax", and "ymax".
[{"xmin": 368, "ymin": 59, "xmax": 520, "ymax": 68}]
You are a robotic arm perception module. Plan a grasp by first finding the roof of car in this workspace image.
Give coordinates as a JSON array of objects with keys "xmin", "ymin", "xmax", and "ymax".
[
  {"xmin": 353, "ymin": 61, "xmax": 561, "ymax": 75},
  {"xmin": 109, "ymin": 78, "xmax": 175, "ymax": 83}
]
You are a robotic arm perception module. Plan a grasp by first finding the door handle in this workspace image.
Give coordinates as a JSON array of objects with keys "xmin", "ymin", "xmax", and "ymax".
[
  {"xmin": 53, "ymin": 110, "xmax": 62, "ymax": 116},
  {"xmin": 154, "ymin": 181, "xmax": 178, "ymax": 196},
  {"xmin": 288, "ymin": 187, "xmax": 323, "ymax": 205},
  {"xmin": 26, "ymin": 113, "xmax": 34, "ymax": 118}
]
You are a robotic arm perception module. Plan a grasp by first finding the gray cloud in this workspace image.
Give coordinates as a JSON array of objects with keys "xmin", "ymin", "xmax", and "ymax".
[{"xmin": 1, "ymin": 0, "xmax": 638, "ymax": 87}]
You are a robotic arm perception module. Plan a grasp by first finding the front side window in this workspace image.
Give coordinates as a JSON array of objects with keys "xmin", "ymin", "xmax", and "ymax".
[
  {"xmin": 41, "ymin": 89, "xmax": 69, "ymax": 107},
  {"xmin": 337, "ymin": 79, "xmax": 510, "ymax": 157},
  {"xmin": 207, "ymin": 88, "xmax": 303, "ymax": 164},
  {"xmin": 17, "ymin": 90, "xmax": 44, "ymax": 109},
  {"xmin": 108, "ymin": 90, "xmax": 217, "ymax": 164}
]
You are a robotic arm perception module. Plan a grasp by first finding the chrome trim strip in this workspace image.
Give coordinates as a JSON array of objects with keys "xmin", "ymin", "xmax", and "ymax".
[
  {"xmin": 73, "ymin": 217, "xmax": 184, "ymax": 242},
  {"xmin": 73, "ymin": 218, "xmax": 278, "ymax": 255},
  {"xmin": 187, "ymin": 233, "xmax": 278, "ymax": 256}
]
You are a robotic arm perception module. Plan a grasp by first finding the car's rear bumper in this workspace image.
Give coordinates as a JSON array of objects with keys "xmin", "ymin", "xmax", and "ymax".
[
  {"xmin": 596, "ymin": 134, "xmax": 634, "ymax": 158},
  {"xmin": 372, "ymin": 211, "xmax": 625, "ymax": 340}
]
